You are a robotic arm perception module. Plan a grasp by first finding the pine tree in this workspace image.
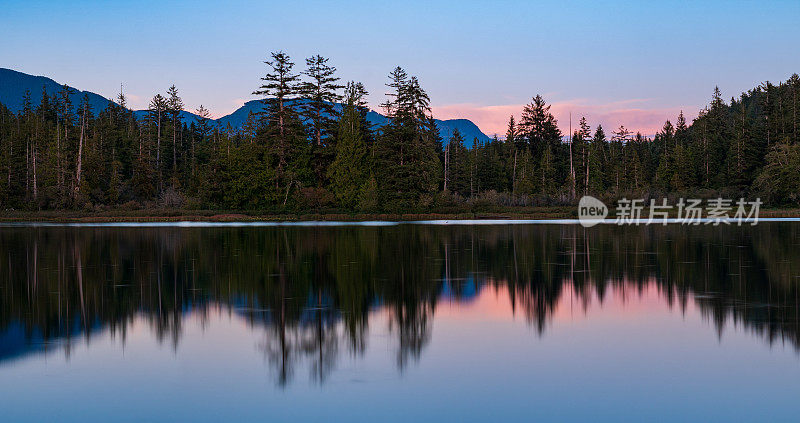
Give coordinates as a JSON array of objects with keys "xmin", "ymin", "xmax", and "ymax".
[
  {"xmin": 519, "ymin": 95, "xmax": 561, "ymax": 157},
  {"xmin": 609, "ymin": 126, "xmax": 630, "ymax": 193},
  {"xmin": 380, "ymin": 67, "xmax": 408, "ymax": 118},
  {"xmin": 790, "ymin": 73, "xmax": 799, "ymax": 144},
  {"xmin": 20, "ymin": 90, "xmax": 34, "ymax": 202},
  {"xmin": 374, "ymin": 69, "xmax": 440, "ymax": 207},
  {"xmin": 253, "ymin": 51, "xmax": 307, "ymax": 201},
  {"xmin": 166, "ymin": 85, "xmax": 184, "ymax": 183},
  {"xmin": 300, "ymin": 55, "xmax": 343, "ymax": 147},
  {"xmin": 706, "ymin": 86, "xmax": 730, "ymax": 187},
  {"xmin": 73, "ymin": 94, "xmax": 92, "ymax": 199},
  {"xmin": 194, "ymin": 105, "xmax": 213, "ymax": 178},
  {"xmin": 477, "ymin": 136, "xmax": 507, "ymax": 193},
  {"xmin": 576, "ymin": 116, "xmax": 590, "ymax": 196},
  {"xmin": 300, "ymin": 55, "xmax": 344, "ymax": 187},
  {"xmin": 654, "ymin": 120, "xmax": 675, "ymax": 190},
  {"xmin": 446, "ymin": 129, "xmax": 470, "ymax": 197},
  {"xmin": 147, "ymin": 93, "xmax": 167, "ymax": 192},
  {"xmin": 518, "ymin": 95, "xmax": 561, "ymax": 193},
  {"xmin": 329, "ymin": 82, "xmax": 371, "ymax": 208},
  {"xmin": 588, "ymin": 125, "xmax": 606, "ymax": 194}
]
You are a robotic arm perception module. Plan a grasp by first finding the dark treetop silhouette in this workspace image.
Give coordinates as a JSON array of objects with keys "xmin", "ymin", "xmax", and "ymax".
[{"xmin": 1, "ymin": 54, "xmax": 799, "ymax": 212}]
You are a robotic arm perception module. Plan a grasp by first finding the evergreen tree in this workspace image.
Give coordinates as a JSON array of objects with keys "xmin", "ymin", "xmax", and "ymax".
[
  {"xmin": 706, "ymin": 86, "xmax": 731, "ymax": 187},
  {"xmin": 608, "ymin": 126, "xmax": 630, "ymax": 193},
  {"xmin": 166, "ymin": 85, "xmax": 184, "ymax": 183},
  {"xmin": 147, "ymin": 93, "xmax": 167, "ymax": 192},
  {"xmin": 55, "ymin": 84, "xmax": 75, "ymax": 204},
  {"xmin": 519, "ymin": 95, "xmax": 561, "ymax": 157},
  {"xmin": 253, "ymin": 51, "xmax": 308, "ymax": 202},
  {"xmin": 446, "ymin": 129, "xmax": 470, "ymax": 197},
  {"xmin": 727, "ymin": 97, "xmax": 758, "ymax": 187},
  {"xmin": 374, "ymin": 69, "xmax": 441, "ymax": 207},
  {"xmin": 654, "ymin": 120, "xmax": 675, "ymax": 190},
  {"xmin": 329, "ymin": 82, "xmax": 371, "ymax": 208},
  {"xmin": 477, "ymin": 136, "xmax": 507, "ymax": 193},
  {"xmin": 73, "ymin": 94, "xmax": 92, "ymax": 200},
  {"xmin": 588, "ymin": 125, "xmax": 607, "ymax": 194},
  {"xmin": 505, "ymin": 115, "xmax": 521, "ymax": 195},
  {"xmin": 575, "ymin": 116, "xmax": 590, "ymax": 196},
  {"xmin": 299, "ymin": 55, "xmax": 344, "ymax": 186},
  {"xmin": 518, "ymin": 95, "xmax": 561, "ymax": 194}
]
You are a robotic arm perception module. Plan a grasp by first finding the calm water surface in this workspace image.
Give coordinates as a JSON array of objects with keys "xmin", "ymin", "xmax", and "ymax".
[{"xmin": 1, "ymin": 223, "xmax": 800, "ymax": 422}]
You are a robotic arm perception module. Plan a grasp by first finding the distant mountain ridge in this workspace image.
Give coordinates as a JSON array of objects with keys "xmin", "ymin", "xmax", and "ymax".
[{"xmin": 0, "ymin": 68, "xmax": 491, "ymax": 146}]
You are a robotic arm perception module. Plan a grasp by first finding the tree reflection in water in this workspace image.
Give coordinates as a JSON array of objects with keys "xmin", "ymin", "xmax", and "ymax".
[{"xmin": 1, "ymin": 223, "xmax": 799, "ymax": 385}]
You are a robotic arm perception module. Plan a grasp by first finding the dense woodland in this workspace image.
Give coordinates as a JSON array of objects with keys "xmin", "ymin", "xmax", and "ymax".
[{"xmin": 1, "ymin": 52, "xmax": 799, "ymax": 212}]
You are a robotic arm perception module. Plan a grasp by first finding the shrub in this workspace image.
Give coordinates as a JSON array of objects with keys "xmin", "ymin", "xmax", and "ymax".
[
  {"xmin": 295, "ymin": 187, "xmax": 336, "ymax": 209},
  {"xmin": 160, "ymin": 186, "xmax": 184, "ymax": 209}
]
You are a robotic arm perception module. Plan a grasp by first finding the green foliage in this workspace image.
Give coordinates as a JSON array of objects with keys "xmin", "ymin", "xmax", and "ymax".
[
  {"xmin": 299, "ymin": 55, "xmax": 344, "ymax": 186},
  {"xmin": 755, "ymin": 142, "xmax": 800, "ymax": 205},
  {"xmin": 587, "ymin": 125, "xmax": 607, "ymax": 194},
  {"xmin": 329, "ymin": 82, "xmax": 371, "ymax": 208},
  {"xmin": 445, "ymin": 129, "xmax": 470, "ymax": 197},
  {"xmin": 374, "ymin": 68, "xmax": 441, "ymax": 207},
  {"xmin": 2, "ymin": 60, "xmax": 800, "ymax": 211}
]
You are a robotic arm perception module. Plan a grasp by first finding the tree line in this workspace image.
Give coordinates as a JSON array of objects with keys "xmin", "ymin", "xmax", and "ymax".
[{"xmin": 0, "ymin": 52, "xmax": 799, "ymax": 212}]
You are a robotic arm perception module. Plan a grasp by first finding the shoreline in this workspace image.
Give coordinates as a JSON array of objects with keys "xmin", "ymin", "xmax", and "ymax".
[{"xmin": 2, "ymin": 208, "xmax": 800, "ymax": 223}]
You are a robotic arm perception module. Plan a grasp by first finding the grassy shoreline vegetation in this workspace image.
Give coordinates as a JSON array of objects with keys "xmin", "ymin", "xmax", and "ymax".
[
  {"xmin": 2, "ymin": 207, "xmax": 800, "ymax": 223},
  {"xmin": 1, "ymin": 51, "xmax": 799, "ymax": 215},
  {"xmin": 0, "ymin": 206, "xmax": 577, "ymax": 222}
]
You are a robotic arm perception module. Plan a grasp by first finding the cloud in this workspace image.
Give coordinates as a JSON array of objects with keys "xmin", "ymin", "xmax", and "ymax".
[
  {"xmin": 124, "ymin": 93, "xmax": 145, "ymax": 109},
  {"xmin": 432, "ymin": 99, "xmax": 698, "ymax": 138},
  {"xmin": 212, "ymin": 97, "xmax": 251, "ymax": 119},
  {"xmin": 183, "ymin": 98, "xmax": 252, "ymax": 119}
]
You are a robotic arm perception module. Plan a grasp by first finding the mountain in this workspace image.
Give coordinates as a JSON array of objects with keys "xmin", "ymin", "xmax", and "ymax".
[
  {"xmin": 217, "ymin": 100, "xmax": 491, "ymax": 146},
  {"xmin": 0, "ymin": 68, "xmax": 111, "ymax": 114},
  {"xmin": 436, "ymin": 119, "xmax": 490, "ymax": 146},
  {"xmin": 0, "ymin": 68, "xmax": 491, "ymax": 146},
  {"xmin": 131, "ymin": 109, "xmax": 202, "ymax": 125}
]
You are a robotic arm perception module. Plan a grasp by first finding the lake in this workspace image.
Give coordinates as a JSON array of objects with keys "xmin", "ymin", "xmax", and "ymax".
[{"xmin": 1, "ymin": 222, "xmax": 799, "ymax": 422}]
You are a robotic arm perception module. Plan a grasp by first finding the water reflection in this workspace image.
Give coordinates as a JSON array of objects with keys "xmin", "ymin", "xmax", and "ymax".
[{"xmin": 1, "ymin": 223, "xmax": 799, "ymax": 386}]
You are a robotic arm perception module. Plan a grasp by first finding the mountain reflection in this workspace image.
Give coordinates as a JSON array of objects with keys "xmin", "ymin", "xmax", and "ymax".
[{"xmin": 1, "ymin": 224, "xmax": 799, "ymax": 385}]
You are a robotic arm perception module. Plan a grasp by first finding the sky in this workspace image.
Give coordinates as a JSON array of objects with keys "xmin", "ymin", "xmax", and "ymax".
[{"xmin": 2, "ymin": 0, "xmax": 800, "ymax": 137}]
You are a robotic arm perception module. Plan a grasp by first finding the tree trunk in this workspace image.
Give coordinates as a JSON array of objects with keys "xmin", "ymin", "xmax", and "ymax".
[
  {"xmin": 32, "ymin": 145, "xmax": 37, "ymax": 201},
  {"xmin": 74, "ymin": 103, "xmax": 86, "ymax": 196},
  {"xmin": 568, "ymin": 115, "xmax": 575, "ymax": 199},
  {"xmin": 443, "ymin": 143, "xmax": 449, "ymax": 192},
  {"xmin": 172, "ymin": 115, "xmax": 177, "ymax": 176},
  {"xmin": 585, "ymin": 143, "xmax": 590, "ymax": 195},
  {"xmin": 512, "ymin": 148, "xmax": 517, "ymax": 195},
  {"xmin": 157, "ymin": 108, "xmax": 162, "ymax": 192},
  {"xmin": 56, "ymin": 121, "xmax": 61, "ymax": 193}
]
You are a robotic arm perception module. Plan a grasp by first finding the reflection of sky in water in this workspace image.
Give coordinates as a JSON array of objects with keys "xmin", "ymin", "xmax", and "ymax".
[
  {"xmin": 1, "ymin": 222, "xmax": 800, "ymax": 421},
  {"xmin": 2, "ymin": 282, "xmax": 799, "ymax": 422}
]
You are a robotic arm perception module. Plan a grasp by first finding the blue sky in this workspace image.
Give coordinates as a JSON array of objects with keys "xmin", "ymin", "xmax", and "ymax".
[{"xmin": 2, "ymin": 0, "xmax": 799, "ymax": 135}]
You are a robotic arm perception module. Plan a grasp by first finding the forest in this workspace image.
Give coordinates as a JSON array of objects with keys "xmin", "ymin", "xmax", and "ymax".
[{"xmin": 0, "ymin": 51, "xmax": 799, "ymax": 213}]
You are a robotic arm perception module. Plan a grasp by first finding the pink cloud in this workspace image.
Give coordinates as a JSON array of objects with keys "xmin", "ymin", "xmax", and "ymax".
[
  {"xmin": 124, "ymin": 93, "xmax": 145, "ymax": 110},
  {"xmin": 210, "ymin": 98, "xmax": 250, "ymax": 119},
  {"xmin": 432, "ymin": 99, "xmax": 699, "ymax": 138}
]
